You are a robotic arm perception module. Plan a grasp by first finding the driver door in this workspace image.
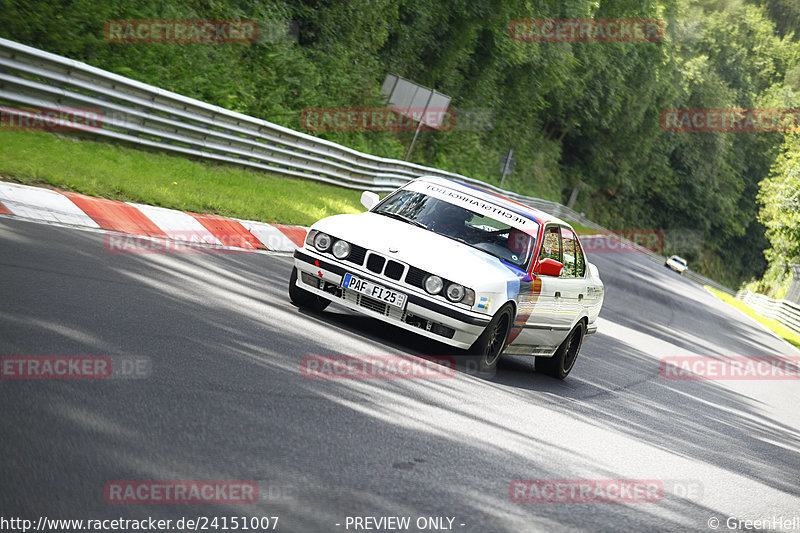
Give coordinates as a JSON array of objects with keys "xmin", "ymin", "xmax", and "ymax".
[{"xmin": 506, "ymin": 225, "xmax": 565, "ymax": 355}]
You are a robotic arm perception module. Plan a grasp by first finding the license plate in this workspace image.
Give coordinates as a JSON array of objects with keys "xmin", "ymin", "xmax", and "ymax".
[{"xmin": 342, "ymin": 273, "xmax": 407, "ymax": 309}]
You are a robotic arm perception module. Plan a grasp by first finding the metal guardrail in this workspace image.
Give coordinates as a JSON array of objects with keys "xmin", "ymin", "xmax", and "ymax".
[
  {"xmin": 0, "ymin": 36, "xmax": 601, "ymax": 228},
  {"xmin": 1, "ymin": 36, "xmax": 739, "ymax": 295},
  {"xmin": 737, "ymin": 290, "xmax": 800, "ymax": 335}
]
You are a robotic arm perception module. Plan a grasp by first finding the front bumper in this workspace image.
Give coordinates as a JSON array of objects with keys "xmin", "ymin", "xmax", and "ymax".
[{"xmin": 293, "ymin": 249, "xmax": 490, "ymax": 349}]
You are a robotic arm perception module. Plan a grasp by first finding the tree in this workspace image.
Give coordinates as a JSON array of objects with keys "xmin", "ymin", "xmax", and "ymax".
[{"xmin": 755, "ymin": 133, "xmax": 800, "ymax": 296}]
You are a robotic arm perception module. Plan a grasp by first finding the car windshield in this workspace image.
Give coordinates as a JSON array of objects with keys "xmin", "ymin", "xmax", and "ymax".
[
  {"xmin": 672, "ymin": 256, "xmax": 687, "ymax": 266},
  {"xmin": 374, "ymin": 189, "xmax": 538, "ymax": 268}
]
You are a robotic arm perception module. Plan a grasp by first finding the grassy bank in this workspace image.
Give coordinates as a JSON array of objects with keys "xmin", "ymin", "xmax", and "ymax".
[
  {"xmin": 705, "ymin": 286, "xmax": 800, "ymax": 349},
  {"xmin": 0, "ymin": 131, "xmax": 364, "ymax": 226}
]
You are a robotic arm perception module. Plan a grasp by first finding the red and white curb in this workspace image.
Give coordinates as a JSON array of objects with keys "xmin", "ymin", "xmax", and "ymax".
[{"xmin": 0, "ymin": 181, "xmax": 307, "ymax": 252}]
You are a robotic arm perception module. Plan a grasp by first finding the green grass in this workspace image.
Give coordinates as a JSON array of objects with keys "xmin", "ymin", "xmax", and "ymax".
[
  {"xmin": 705, "ymin": 286, "xmax": 800, "ymax": 349},
  {"xmin": 0, "ymin": 131, "xmax": 365, "ymax": 226},
  {"xmin": 571, "ymin": 222, "xmax": 601, "ymax": 235}
]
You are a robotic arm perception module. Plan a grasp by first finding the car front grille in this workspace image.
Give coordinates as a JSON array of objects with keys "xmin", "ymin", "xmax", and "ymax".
[
  {"xmin": 347, "ymin": 244, "xmax": 367, "ymax": 266},
  {"xmin": 318, "ymin": 246, "xmax": 460, "ymax": 316},
  {"xmin": 405, "ymin": 266, "xmax": 427, "ymax": 289},
  {"xmin": 384, "ymin": 260, "xmax": 405, "ymax": 281},
  {"xmin": 358, "ymin": 294, "xmax": 389, "ymax": 315},
  {"xmin": 341, "ymin": 288, "xmax": 401, "ymax": 319},
  {"xmin": 329, "ymin": 285, "xmax": 455, "ymax": 339}
]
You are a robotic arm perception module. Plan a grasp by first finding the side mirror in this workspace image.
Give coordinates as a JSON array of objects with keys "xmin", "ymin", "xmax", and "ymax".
[
  {"xmin": 360, "ymin": 191, "xmax": 380, "ymax": 210},
  {"xmin": 534, "ymin": 258, "xmax": 563, "ymax": 277}
]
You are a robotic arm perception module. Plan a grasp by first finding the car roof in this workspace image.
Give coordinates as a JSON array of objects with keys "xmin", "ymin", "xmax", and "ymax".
[{"xmin": 413, "ymin": 176, "xmax": 571, "ymax": 228}]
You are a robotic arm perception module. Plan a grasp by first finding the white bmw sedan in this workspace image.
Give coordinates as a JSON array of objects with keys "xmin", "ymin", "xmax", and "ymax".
[
  {"xmin": 665, "ymin": 255, "xmax": 688, "ymax": 275},
  {"xmin": 289, "ymin": 176, "xmax": 604, "ymax": 379}
]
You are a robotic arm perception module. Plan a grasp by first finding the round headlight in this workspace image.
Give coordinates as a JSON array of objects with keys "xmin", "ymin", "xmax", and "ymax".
[
  {"xmin": 424, "ymin": 275, "xmax": 443, "ymax": 295},
  {"xmin": 332, "ymin": 240, "xmax": 351, "ymax": 259},
  {"xmin": 445, "ymin": 283, "xmax": 466, "ymax": 302},
  {"xmin": 313, "ymin": 232, "xmax": 332, "ymax": 252}
]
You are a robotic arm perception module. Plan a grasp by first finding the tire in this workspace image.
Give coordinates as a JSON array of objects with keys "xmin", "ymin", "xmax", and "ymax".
[
  {"xmin": 288, "ymin": 267, "xmax": 330, "ymax": 312},
  {"xmin": 536, "ymin": 321, "xmax": 585, "ymax": 379},
  {"xmin": 466, "ymin": 304, "xmax": 513, "ymax": 374}
]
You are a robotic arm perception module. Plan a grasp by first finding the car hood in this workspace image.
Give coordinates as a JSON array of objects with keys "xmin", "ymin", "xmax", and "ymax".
[{"xmin": 311, "ymin": 212, "xmax": 527, "ymax": 287}]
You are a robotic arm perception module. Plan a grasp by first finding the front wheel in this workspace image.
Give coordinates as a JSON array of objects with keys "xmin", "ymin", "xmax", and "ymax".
[
  {"xmin": 288, "ymin": 267, "xmax": 330, "ymax": 312},
  {"xmin": 466, "ymin": 304, "xmax": 513, "ymax": 374},
  {"xmin": 536, "ymin": 321, "xmax": 585, "ymax": 379}
]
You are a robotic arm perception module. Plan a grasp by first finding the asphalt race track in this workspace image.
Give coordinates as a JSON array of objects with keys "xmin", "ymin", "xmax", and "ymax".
[{"xmin": 1, "ymin": 216, "xmax": 798, "ymax": 532}]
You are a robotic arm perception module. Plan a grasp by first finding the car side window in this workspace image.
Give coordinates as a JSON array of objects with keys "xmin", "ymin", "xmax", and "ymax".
[
  {"xmin": 560, "ymin": 228, "xmax": 585, "ymax": 278},
  {"xmin": 539, "ymin": 227, "xmax": 561, "ymax": 262},
  {"xmin": 560, "ymin": 228, "xmax": 577, "ymax": 277},
  {"xmin": 574, "ymin": 234, "xmax": 586, "ymax": 277}
]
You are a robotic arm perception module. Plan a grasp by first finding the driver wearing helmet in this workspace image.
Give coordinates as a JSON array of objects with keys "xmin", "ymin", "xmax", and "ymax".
[{"xmin": 432, "ymin": 202, "xmax": 472, "ymax": 241}]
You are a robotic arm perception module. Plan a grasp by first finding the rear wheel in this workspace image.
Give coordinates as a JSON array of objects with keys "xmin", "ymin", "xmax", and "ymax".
[
  {"xmin": 466, "ymin": 304, "xmax": 513, "ymax": 374},
  {"xmin": 536, "ymin": 321, "xmax": 585, "ymax": 379},
  {"xmin": 288, "ymin": 267, "xmax": 330, "ymax": 312}
]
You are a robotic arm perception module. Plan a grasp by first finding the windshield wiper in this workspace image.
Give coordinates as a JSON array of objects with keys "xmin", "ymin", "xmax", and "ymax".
[{"xmin": 376, "ymin": 211, "xmax": 428, "ymax": 229}]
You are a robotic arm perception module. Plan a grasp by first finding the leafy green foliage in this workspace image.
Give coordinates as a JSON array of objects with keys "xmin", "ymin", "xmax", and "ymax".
[{"xmin": 754, "ymin": 133, "xmax": 800, "ymax": 296}]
